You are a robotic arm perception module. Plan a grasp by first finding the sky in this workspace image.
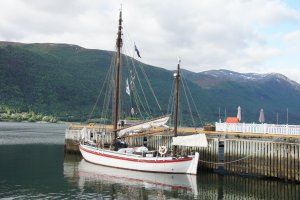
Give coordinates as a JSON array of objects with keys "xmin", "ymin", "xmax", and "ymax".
[{"xmin": 1, "ymin": 0, "xmax": 300, "ymax": 82}]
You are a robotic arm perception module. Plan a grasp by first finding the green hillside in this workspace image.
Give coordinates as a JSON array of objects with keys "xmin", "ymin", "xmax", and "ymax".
[
  {"xmin": 0, "ymin": 42, "xmax": 209, "ymax": 124},
  {"xmin": 0, "ymin": 42, "xmax": 111, "ymax": 121},
  {"xmin": 1, "ymin": 42, "xmax": 300, "ymax": 125}
]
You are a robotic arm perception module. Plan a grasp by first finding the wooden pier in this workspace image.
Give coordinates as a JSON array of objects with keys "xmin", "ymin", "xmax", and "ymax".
[{"xmin": 65, "ymin": 124, "xmax": 300, "ymax": 182}]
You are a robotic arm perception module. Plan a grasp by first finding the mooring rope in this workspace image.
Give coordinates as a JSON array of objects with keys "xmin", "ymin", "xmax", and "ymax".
[
  {"xmin": 198, "ymin": 136, "xmax": 287, "ymax": 165},
  {"xmin": 198, "ymin": 152, "xmax": 256, "ymax": 165}
]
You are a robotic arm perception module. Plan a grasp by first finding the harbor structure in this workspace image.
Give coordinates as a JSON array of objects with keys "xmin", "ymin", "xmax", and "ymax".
[{"xmin": 65, "ymin": 123, "xmax": 300, "ymax": 182}]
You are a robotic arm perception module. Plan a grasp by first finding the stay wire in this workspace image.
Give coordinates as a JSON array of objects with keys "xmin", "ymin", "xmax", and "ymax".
[
  {"xmin": 88, "ymin": 48, "xmax": 116, "ymax": 126},
  {"xmin": 123, "ymin": 27, "xmax": 162, "ymax": 116},
  {"xmin": 181, "ymin": 72, "xmax": 204, "ymax": 126},
  {"xmin": 123, "ymin": 38, "xmax": 152, "ymax": 117},
  {"xmin": 181, "ymin": 74, "xmax": 196, "ymax": 127},
  {"xmin": 123, "ymin": 41, "xmax": 150, "ymax": 117}
]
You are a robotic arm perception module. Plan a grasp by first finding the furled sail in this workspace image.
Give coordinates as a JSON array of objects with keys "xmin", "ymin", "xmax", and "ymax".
[
  {"xmin": 118, "ymin": 115, "xmax": 170, "ymax": 137},
  {"xmin": 172, "ymin": 134, "xmax": 208, "ymax": 147},
  {"xmin": 80, "ymin": 126, "xmax": 87, "ymax": 140}
]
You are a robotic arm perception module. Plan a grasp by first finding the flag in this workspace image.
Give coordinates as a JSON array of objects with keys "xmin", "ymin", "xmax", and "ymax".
[
  {"xmin": 134, "ymin": 44, "xmax": 141, "ymax": 58},
  {"xmin": 126, "ymin": 78, "xmax": 130, "ymax": 96}
]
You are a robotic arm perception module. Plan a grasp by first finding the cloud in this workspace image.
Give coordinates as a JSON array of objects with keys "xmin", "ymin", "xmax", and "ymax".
[
  {"xmin": 283, "ymin": 30, "xmax": 300, "ymax": 53},
  {"xmin": 0, "ymin": 0, "xmax": 300, "ymax": 82},
  {"xmin": 119, "ymin": 0, "xmax": 300, "ymax": 72}
]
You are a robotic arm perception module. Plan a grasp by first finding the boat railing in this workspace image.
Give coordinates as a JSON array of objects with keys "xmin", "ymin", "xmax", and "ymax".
[{"xmin": 215, "ymin": 122, "xmax": 300, "ymax": 135}]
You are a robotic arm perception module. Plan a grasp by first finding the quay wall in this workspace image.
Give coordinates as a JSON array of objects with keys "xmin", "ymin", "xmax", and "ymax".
[{"xmin": 65, "ymin": 126, "xmax": 300, "ymax": 182}]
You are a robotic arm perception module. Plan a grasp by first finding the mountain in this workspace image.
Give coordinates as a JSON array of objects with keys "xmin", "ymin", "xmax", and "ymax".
[
  {"xmin": 1, "ymin": 41, "xmax": 300, "ymax": 124},
  {"xmin": 0, "ymin": 41, "xmax": 181, "ymax": 122},
  {"xmin": 181, "ymin": 69, "xmax": 300, "ymax": 124},
  {"xmin": 0, "ymin": 42, "xmax": 113, "ymax": 120}
]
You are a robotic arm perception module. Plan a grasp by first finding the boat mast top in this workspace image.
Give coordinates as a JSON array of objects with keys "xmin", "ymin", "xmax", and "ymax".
[{"xmin": 113, "ymin": 9, "xmax": 123, "ymax": 138}]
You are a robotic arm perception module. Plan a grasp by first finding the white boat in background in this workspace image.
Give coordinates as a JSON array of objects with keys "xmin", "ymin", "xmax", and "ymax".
[{"xmin": 79, "ymin": 9, "xmax": 208, "ymax": 175}]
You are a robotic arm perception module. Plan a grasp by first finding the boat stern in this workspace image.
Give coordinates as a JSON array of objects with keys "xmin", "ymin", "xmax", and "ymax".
[{"xmin": 186, "ymin": 152, "xmax": 199, "ymax": 175}]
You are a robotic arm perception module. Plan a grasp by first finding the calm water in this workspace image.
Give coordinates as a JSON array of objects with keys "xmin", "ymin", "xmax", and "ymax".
[{"xmin": 0, "ymin": 122, "xmax": 299, "ymax": 199}]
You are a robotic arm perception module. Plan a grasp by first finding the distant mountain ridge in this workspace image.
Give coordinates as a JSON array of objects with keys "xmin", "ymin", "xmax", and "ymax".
[
  {"xmin": 204, "ymin": 69, "xmax": 299, "ymax": 85},
  {"xmin": 181, "ymin": 68, "xmax": 300, "ymax": 124},
  {"xmin": 1, "ymin": 41, "xmax": 300, "ymax": 124},
  {"xmin": 185, "ymin": 69, "xmax": 300, "ymax": 89}
]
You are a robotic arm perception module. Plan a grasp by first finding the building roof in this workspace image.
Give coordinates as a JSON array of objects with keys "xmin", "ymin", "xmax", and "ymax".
[{"xmin": 226, "ymin": 117, "xmax": 239, "ymax": 123}]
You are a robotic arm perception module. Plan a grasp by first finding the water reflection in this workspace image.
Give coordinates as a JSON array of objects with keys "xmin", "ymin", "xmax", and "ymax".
[
  {"xmin": 197, "ymin": 171, "xmax": 300, "ymax": 200},
  {"xmin": 65, "ymin": 154, "xmax": 300, "ymax": 200},
  {"xmin": 64, "ymin": 154, "xmax": 198, "ymax": 199},
  {"xmin": 1, "ymin": 122, "xmax": 298, "ymax": 199}
]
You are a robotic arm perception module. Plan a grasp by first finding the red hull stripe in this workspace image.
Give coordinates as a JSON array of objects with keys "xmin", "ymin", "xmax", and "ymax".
[{"xmin": 80, "ymin": 146, "xmax": 193, "ymax": 163}]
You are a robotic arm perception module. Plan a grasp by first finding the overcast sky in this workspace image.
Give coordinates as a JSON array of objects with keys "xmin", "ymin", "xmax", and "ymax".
[{"xmin": 1, "ymin": 0, "xmax": 300, "ymax": 82}]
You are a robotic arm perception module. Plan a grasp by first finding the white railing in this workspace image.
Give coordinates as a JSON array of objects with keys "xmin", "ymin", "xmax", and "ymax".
[{"xmin": 215, "ymin": 122, "xmax": 300, "ymax": 135}]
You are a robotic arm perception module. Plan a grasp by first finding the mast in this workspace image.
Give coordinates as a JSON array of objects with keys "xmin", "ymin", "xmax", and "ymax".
[
  {"xmin": 113, "ymin": 10, "xmax": 123, "ymax": 139},
  {"xmin": 173, "ymin": 59, "xmax": 180, "ymax": 156}
]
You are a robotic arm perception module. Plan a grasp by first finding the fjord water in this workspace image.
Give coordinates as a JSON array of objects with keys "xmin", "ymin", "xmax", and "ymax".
[{"xmin": 0, "ymin": 122, "xmax": 299, "ymax": 199}]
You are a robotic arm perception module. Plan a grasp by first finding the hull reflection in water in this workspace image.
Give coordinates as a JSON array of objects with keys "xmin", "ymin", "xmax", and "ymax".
[
  {"xmin": 64, "ymin": 158, "xmax": 198, "ymax": 196},
  {"xmin": 63, "ymin": 154, "xmax": 300, "ymax": 199}
]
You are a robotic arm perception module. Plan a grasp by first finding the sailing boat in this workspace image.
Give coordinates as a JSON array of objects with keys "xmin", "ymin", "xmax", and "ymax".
[{"xmin": 79, "ymin": 10, "xmax": 207, "ymax": 175}]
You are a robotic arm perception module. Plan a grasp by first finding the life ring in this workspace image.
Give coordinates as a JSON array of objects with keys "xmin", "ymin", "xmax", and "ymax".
[{"xmin": 159, "ymin": 146, "xmax": 168, "ymax": 155}]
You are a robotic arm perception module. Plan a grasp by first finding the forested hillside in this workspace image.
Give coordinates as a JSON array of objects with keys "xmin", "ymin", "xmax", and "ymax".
[{"xmin": 1, "ymin": 42, "xmax": 300, "ymax": 125}]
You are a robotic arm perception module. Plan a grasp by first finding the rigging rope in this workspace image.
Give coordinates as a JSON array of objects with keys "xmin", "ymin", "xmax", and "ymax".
[
  {"xmin": 181, "ymin": 72, "xmax": 204, "ymax": 126},
  {"xmin": 88, "ymin": 51, "xmax": 115, "ymax": 122},
  {"xmin": 123, "ymin": 27, "xmax": 163, "ymax": 116},
  {"xmin": 181, "ymin": 76, "xmax": 196, "ymax": 127},
  {"xmin": 122, "ymin": 44, "xmax": 150, "ymax": 117},
  {"xmin": 123, "ymin": 41, "xmax": 152, "ymax": 117},
  {"xmin": 132, "ymin": 90, "xmax": 146, "ymax": 119},
  {"xmin": 129, "ymin": 58, "xmax": 152, "ymax": 116},
  {"xmin": 167, "ymin": 78, "xmax": 176, "ymax": 126},
  {"xmin": 101, "ymin": 52, "xmax": 116, "ymax": 125},
  {"xmin": 139, "ymin": 63, "xmax": 163, "ymax": 112},
  {"xmin": 166, "ymin": 65, "xmax": 203, "ymax": 127}
]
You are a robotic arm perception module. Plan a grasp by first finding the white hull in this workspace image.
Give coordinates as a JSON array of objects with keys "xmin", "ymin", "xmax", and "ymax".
[{"xmin": 79, "ymin": 144, "xmax": 199, "ymax": 174}]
